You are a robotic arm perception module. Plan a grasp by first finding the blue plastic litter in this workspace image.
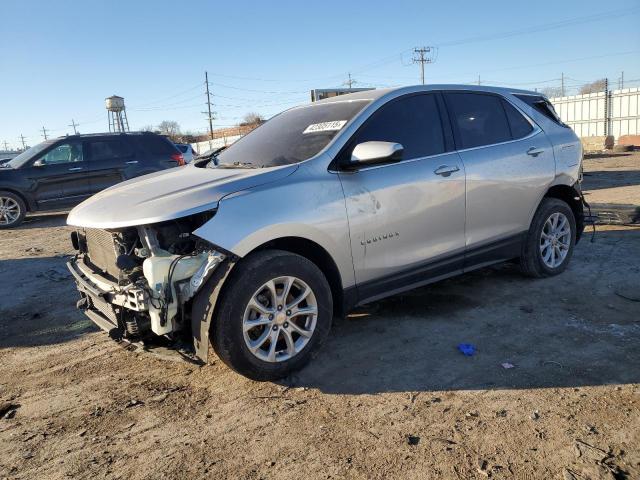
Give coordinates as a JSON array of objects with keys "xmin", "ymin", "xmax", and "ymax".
[{"xmin": 457, "ymin": 343, "xmax": 476, "ymax": 356}]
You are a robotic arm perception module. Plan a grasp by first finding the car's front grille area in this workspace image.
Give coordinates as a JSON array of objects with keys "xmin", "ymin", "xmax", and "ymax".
[
  {"xmin": 84, "ymin": 228, "xmax": 120, "ymax": 279},
  {"xmin": 89, "ymin": 292, "xmax": 119, "ymax": 326}
]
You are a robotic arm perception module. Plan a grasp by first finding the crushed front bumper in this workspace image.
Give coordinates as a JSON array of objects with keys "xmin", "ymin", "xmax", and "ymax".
[
  {"xmin": 68, "ymin": 249, "xmax": 229, "ymax": 361},
  {"xmin": 67, "ymin": 258, "xmax": 147, "ymax": 335}
]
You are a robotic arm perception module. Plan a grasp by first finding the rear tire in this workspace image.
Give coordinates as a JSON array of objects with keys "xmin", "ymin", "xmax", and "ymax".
[
  {"xmin": 210, "ymin": 249, "xmax": 333, "ymax": 381},
  {"xmin": 520, "ymin": 198, "xmax": 576, "ymax": 278},
  {"xmin": 0, "ymin": 191, "xmax": 26, "ymax": 229}
]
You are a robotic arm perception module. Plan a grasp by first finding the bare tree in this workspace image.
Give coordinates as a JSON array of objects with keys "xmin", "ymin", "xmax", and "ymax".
[
  {"xmin": 139, "ymin": 124, "xmax": 155, "ymax": 132},
  {"xmin": 541, "ymin": 86, "xmax": 564, "ymax": 98},
  {"xmin": 157, "ymin": 120, "xmax": 181, "ymax": 137},
  {"xmin": 579, "ymin": 79, "xmax": 607, "ymax": 95},
  {"xmin": 240, "ymin": 112, "xmax": 264, "ymax": 126}
]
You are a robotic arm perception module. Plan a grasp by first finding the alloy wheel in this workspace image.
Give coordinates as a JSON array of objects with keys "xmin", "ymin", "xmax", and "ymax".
[
  {"xmin": 0, "ymin": 196, "xmax": 21, "ymax": 226},
  {"xmin": 242, "ymin": 276, "xmax": 318, "ymax": 363},
  {"xmin": 539, "ymin": 212, "xmax": 571, "ymax": 268}
]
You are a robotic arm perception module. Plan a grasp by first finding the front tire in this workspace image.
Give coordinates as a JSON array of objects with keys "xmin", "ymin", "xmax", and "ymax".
[
  {"xmin": 0, "ymin": 191, "xmax": 26, "ymax": 229},
  {"xmin": 211, "ymin": 250, "xmax": 333, "ymax": 381},
  {"xmin": 520, "ymin": 198, "xmax": 576, "ymax": 278}
]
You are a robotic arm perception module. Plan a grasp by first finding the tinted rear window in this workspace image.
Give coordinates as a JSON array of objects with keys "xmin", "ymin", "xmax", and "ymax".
[
  {"xmin": 445, "ymin": 93, "xmax": 511, "ymax": 149},
  {"xmin": 88, "ymin": 139, "xmax": 133, "ymax": 161},
  {"xmin": 131, "ymin": 135, "xmax": 178, "ymax": 155},
  {"xmin": 502, "ymin": 100, "xmax": 534, "ymax": 139},
  {"xmin": 514, "ymin": 94, "xmax": 567, "ymax": 127}
]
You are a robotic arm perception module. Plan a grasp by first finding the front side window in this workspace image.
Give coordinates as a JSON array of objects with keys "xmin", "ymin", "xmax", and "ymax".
[
  {"xmin": 213, "ymin": 100, "xmax": 370, "ymax": 168},
  {"xmin": 348, "ymin": 93, "xmax": 445, "ymax": 160},
  {"xmin": 38, "ymin": 141, "xmax": 83, "ymax": 165},
  {"xmin": 445, "ymin": 93, "xmax": 512, "ymax": 149}
]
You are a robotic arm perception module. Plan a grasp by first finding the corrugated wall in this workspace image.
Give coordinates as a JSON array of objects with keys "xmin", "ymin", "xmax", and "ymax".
[{"xmin": 549, "ymin": 87, "xmax": 639, "ymax": 138}]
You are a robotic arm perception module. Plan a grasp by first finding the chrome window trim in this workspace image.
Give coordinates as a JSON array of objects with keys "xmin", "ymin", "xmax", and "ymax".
[
  {"xmin": 329, "ymin": 150, "xmax": 457, "ymax": 174},
  {"xmin": 451, "ymin": 126, "xmax": 543, "ymax": 155},
  {"xmin": 328, "ymin": 89, "xmax": 543, "ymax": 171}
]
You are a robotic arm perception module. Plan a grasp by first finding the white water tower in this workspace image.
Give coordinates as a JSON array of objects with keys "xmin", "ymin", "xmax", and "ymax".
[{"xmin": 106, "ymin": 95, "xmax": 130, "ymax": 132}]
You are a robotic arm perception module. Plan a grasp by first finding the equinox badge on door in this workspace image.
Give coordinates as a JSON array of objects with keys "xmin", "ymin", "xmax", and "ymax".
[{"xmin": 360, "ymin": 232, "xmax": 399, "ymax": 246}]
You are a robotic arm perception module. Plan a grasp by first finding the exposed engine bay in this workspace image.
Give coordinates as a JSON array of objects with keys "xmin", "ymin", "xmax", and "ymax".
[{"xmin": 67, "ymin": 211, "xmax": 226, "ymax": 349}]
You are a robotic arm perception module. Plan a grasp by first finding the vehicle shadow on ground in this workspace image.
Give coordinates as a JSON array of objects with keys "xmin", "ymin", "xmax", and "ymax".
[
  {"xmin": 582, "ymin": 170, "xmax": 640, "ymax": 190},
  {"xmin": 0, "ymin": 256, "xmax": 95, "ymax": 349},
  {"xmin": 291, "ymin": 228, "xmax": 640, "ymax": 394},
  {"xmin": 584, "ymin": 152, "xmax": 633, "ymax": 159},
  {"xmin": 19, "ymin": 212, "xmax": 68, "ymax": 230}
]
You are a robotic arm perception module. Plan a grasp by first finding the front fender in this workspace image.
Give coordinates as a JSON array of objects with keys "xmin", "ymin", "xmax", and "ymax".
[{"xmin": 193, "ymin": 164, "xmax": 355, "ymax": 289}]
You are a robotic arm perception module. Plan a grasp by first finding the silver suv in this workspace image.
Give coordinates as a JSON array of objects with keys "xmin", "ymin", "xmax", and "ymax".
[{"xmin": 67, "ymin": 85, "xmax": 584, "ymax": 380}]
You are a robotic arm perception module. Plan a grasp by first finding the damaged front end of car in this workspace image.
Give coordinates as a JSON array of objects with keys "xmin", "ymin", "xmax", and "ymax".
[{"xmin": 66, "ymin": 210, "xmax": 232, "ymax": 361}]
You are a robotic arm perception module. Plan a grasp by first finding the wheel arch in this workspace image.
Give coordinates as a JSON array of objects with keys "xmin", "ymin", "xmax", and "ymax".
[
  {"xmin": 543, "ymin": 183, "xmax": 584, "ymax": 243},
  {"xmin": 0, "ymin": 187, "xmax": 32, "ymax": 212},
  {"xmin": 190, "ymin": 236, "xmax": 346, "ymax": 363},
  {"xmin": 248, "ymin": 236, "xmax": 346, "ymax": 318}
]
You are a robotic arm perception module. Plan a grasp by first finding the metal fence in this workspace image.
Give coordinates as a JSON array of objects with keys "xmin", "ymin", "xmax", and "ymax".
[
  {"xmin": 191, "ymin": 135, "xmax": 243, "ymax": 154},
  {"xmin": 549, "ymin": 87, "xmax": 639, "ymax": 138}
]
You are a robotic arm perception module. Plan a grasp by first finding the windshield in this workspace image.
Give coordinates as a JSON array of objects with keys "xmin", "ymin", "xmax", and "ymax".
[
  {"xmin": 213, "ymin": 100, "xmax": 370, "ymax": 168},
  {"xmin": 7, "ymin": 140, "xmax": 56, "ymax": 168}
]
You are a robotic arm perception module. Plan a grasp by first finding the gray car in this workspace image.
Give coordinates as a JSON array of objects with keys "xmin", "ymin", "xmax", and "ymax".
[{"xmin": 66, "ymin": 85, "xmax": 584, "ymax": 380}]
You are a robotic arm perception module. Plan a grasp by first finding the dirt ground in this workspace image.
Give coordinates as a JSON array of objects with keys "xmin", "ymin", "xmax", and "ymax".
[
  {"xmin": 1, "ymin": 154, "xmax": 639, "ymax": 480},
  {"xmin": 582, "ymin": 151, "xmax": 640, "ymax": 206}
]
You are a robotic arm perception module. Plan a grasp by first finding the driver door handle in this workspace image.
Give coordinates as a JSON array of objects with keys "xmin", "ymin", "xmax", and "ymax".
[
  {"xmin": 434, "ymin": 165, "xmax": 460, "ymax": 176},
  {"xmin": 68, "ymin": 167, "xmax": 83, "ymax": 171},
  {"xmin": 526, "ymin": 147, "xmax": 545, "ymax": 157}
]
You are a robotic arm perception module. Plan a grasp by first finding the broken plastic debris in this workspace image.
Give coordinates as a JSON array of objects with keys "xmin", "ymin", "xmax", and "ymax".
[
  {"xmin": 457, "ymin": 343, "xmax": 476, "ymax": 356},
  {"xmin": 501, "ymin": 362, "xmax": 515, "ymax": 369}
]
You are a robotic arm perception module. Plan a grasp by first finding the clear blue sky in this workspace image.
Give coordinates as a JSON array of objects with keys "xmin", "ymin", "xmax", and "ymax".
[{"xmin": 1, "ymin": 0, "xmax": 639, "ymax": 149}]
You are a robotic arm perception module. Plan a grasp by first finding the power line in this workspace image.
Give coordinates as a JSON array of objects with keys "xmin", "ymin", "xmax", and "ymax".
[
  {"xmin": 412, "ymin": 47, "xmax": 436, "ymax": 85},
  {"xmin": 129, "ymin": 82, "xmax": 203, "ymax": 109},
  {"xmin": 437, "ymin": 6, "xmax": 639, "ymax": 49}
]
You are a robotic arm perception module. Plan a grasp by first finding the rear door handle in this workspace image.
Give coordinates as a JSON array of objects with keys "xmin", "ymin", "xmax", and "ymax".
[
  {"xmin": 126, "ymin": 160, "xmax": 139, "ymax": 164},
  {"xmin": 434, "ymin": 165, "xmax": 460, "ymax": 176},
  {"xmin": 68, "ymin": 167, "xmax": 83, "ymax": 171},
  {"xmin": 526, "ymin": 147, "xmax": 544, "ymax": 157}
]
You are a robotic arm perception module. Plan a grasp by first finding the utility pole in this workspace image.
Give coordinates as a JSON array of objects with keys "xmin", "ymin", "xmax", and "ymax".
[
  {"xmin": 41, "ymin": 126, "xmax": 49, "ymax": 140},
  {"xmin": 344, "ymin": 73, "xmax": 356, "ymax": 89},
  {"xmin": 561, "ymin": 72, "xmax": 565, "ymax": 96},
  {"xmin": 69, "ymin": 119, "xmax": 78, "ymax": 134},
  {"xmin": 203, "ymin": 71, "xmax": 215, "ymax": 140},
  {"xmin": 619, "ymin": 71, "xmax": 624, "ymax": 89},
  {"xmin": 604, "ymin": 78, "xmax": 610, "ymax": 136},
  {"xmin": 19, "ymin": 135, "xmax": 26, "ymax": 150},
  {"xmin": 477, "ymin": 75, "xmax": 481, "ymax": 86},
  {"xmin": 2, "ymin": 141, "xmax": 8, "ymax": 151},
  {"xmin": 412, "ymin": 47, "xmax": 436, "ymax": 85}
]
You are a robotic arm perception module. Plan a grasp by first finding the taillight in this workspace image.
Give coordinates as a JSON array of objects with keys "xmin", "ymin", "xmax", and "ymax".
[{"xmin": 171, "ymin": 153, "xmax": 185, "ymax": 166}]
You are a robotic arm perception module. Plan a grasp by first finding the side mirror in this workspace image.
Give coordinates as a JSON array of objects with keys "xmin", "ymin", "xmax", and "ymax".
[
  {"xmin": 33, "ymin": 159, "xmax": 45, "ymax": 167},
  {"xmin": 348, "ymin": 141, "xmax": 403, "ymax": 169}
]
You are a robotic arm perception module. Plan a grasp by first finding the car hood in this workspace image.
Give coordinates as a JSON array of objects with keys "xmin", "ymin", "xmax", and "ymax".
[{"xmin": 67, "ymin": 163, "xmax": 297, "ymax": 229}]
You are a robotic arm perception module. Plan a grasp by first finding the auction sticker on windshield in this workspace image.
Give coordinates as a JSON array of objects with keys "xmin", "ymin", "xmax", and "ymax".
[{"xmin": 303, "ymin": 120, "xmax": 348, "ymax": 134}]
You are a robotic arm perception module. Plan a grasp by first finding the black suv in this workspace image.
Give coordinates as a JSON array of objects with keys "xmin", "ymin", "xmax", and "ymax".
[{"xmin": 0, "ymin": 132, "xmax": 183, "ymax": 228}]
